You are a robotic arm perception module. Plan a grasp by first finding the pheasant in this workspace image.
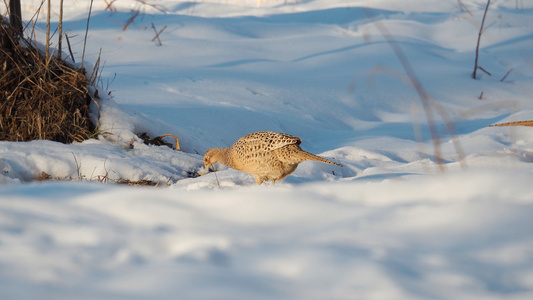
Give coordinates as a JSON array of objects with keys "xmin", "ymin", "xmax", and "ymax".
[{"xmin": 203, "ymin": 131, "xmax": 343, "ymax": 184}]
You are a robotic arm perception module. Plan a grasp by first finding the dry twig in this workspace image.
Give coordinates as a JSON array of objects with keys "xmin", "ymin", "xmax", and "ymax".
[
  {"xmin": 500, "ymin": 68, "xmax": 513, "ymax": 82},
  {"xmin": 151, "ymin": 23, "xmax": 167, "ymax": 46},
  {"xmin": 473, "ymin": 0, "xmax": 491, "ymax": 79},
  {"xmin": 123, "ymin": 10, "xmax": 140, "ymax": 31},
  {"xmin": 81, "ymin": 0, "xmax": 95, "ymax": 69}
]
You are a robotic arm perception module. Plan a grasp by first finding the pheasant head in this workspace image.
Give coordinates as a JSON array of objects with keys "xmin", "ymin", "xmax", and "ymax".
[{"xmin": 203, "ymin": 148, "xmax": 228, "ymax": 172}]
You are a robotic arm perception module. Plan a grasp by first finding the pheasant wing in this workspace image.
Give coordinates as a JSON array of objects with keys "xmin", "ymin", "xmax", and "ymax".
[{"xmin": 236, "ymin": 131, "xmax": 301, "ymax": 151}]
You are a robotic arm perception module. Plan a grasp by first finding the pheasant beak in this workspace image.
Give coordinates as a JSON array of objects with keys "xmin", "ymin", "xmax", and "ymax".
[{"xmin": 198, "ymin": 164, "xmax": 214, "ymax": 176}]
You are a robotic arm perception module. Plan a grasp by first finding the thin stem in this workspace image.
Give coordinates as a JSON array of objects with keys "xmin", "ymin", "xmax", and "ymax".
[
  {"xmin": 58, "ymin": 0, "xmax": 64, "ymax": 59},
  {"xmin": 473, "ymin": 0, "xmax": 491, "ymax": 79},
  {"xmin": 213, "ymin": 169, "xmax": 220, "ymax": 187},
  {"xmin": 81, "ymin": 0, "xmax": 94, "ymax": 69},
  {"xmin": 45, "ymin": 0, "xmax": 51, "ymax": 63}
]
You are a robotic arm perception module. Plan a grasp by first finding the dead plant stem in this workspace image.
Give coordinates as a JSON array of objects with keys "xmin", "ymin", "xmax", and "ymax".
[
  {"xmin": 123, "ymin": 10, "xmax": 140, "ymax": 31},
  {"xmin": 72, "ymin": 152, "xmax": 81, "ymax": 179},
  {"xmin": 45, "ymin": 0, "xmax": 51, "ymax": 64},
  {"xmin": 213, "ymin": 169, "xmax": 220, "ymax": 187},
  {"xmin": 58, "ymin": 0, "xmax": 64, "ymax": 59},
  {"xmin": 367, "ymin": 10, "xmax": 466, "ymax": 171},
  {"xmin": 372, "ymin": 18, "xmax": 444, "ymax": 171},
  {"xmin": 81, "ymin": 0, "xmax": 95, "ymax": 69},
  {"xmin": 500, "ymin": 68, "xmax": 513, "ymax": 82},
  {"xmin": 65, "ymin": 34, "xmax": 75, "ymax": 63},
  {"xmin": 473, "ymin": 0, "xmax": 491, "ymax": 79}
]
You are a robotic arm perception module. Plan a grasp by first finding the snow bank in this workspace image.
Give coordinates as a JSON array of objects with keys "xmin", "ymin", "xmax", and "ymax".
[{"xmin": 1, "ymin": 170, "xmax": 533, "ymax": 299}]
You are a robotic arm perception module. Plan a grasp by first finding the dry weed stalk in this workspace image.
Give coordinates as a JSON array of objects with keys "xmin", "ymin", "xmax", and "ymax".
[
  {"xmin": 457, "ymin": 0, "xmax": 473, "ymax": 16},
  {"xmin": 104, "ymin": 0, "xmax": 118, "ymax": 12},
  {"xmin": 366, "ymin": 11, "xmax": 466, "ymax": 171},
  {"xmin": 151, "ymin": 23, "xmax": 167, "ymax": 46},
  {"xmin": 213, "ymin": 168, "xmax": 221, "ymax": 187},
  {"xmin": 72, "ymin": 152, "xmax": 83, "ymax": 179},
  {"xmin": 81, "ymin": 0, "xmax": 95, "ymax": 69},
  {"xmin": 58, "ymin": 0, "xmax": 64, "ymax": 59},
  {"xmin": 136, "ymin": 0, "xmax": 166, "ymax": 14},
  {"xmin": 123, "ymin": 10, "xmax": 140, "ymax": 31},
  {"xmin": 473, "ymin": 0, "xmax": 491, "ymax": 79},
  {"xmin": 500, "ymin": 68, "xmax": 513, "ymax": 82},
  {"xmin": 45, "ymin": 0, "xmax": 51, "ymax": 62}
]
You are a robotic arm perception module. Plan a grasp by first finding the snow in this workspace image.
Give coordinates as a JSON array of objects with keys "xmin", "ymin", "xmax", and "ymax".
[{"xmin": 1, "ymin": 0, "xmax": 533, "ymax": 299}]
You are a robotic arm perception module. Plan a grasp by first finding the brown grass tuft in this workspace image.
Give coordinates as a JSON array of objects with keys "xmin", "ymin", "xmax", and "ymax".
[{"xmin": 0, "ymin": 17, "xmax": 96, "ymax": 143}]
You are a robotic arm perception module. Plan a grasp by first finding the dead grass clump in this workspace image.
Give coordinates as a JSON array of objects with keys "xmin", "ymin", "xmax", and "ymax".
[
  {"xmin": 37, "ymin": 171, "xmax": 169, "ymax": 186},
  {"xmin": 0, "ymin": 18, "xmax": 95, "ymax": 143}
]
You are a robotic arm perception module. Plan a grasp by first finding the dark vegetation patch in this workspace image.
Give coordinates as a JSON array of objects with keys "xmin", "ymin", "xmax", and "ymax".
[
  {"xmin": 0, "ymin": 17, "xmax": 96, "ymax": 143},
  {"xmin": 139, "ymin": 132, "xmax": 180, "ymax": 150}
]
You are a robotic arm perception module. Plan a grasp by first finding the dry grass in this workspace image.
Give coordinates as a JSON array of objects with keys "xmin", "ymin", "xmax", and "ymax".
[
  {"xmin": 0, "ymin": 17, "xmax": 95, "ymax": 143},
  {"xmin": 37, "ymin": 171, "xmax": 171, "ymax": 186}
]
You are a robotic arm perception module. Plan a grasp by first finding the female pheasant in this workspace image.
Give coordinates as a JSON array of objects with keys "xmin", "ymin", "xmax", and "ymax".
[{"xmin": 203, "ymin": 131, "xmax": 342, "ymax": 184}]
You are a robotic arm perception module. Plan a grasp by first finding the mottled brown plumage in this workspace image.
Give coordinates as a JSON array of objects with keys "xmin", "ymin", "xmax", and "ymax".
[{"xmin": 204, "ymin": 131, "xmax": 343, "ymax": 184}]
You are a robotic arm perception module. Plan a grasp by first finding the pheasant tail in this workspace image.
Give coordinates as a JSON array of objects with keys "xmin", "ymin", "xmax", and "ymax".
[{"xmin": 489, "ymin": 120, "xmax": 533, "ymax": 127}]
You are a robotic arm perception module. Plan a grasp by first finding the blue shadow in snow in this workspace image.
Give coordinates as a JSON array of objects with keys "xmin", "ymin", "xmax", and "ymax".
[
  {"xmin": 207, "ymin": 58, "xmax": 277, "ymax": 68},
  {"xmin": 0, "ymin": 181, "xmax": 108, "ymax": 200},
  {"xmin": 355, "ymin": 113, "xmax": 512, "ymax": 144},
  {"xmin": 37, "ymin": 6, "xmax": 450, "ymax": 37}
]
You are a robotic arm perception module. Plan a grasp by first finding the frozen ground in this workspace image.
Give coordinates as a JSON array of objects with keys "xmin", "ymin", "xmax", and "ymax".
[{"xmin": 1, "ymin": 0, "xmax": 533, "ymax": 299}]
